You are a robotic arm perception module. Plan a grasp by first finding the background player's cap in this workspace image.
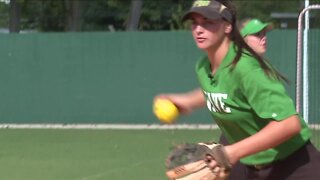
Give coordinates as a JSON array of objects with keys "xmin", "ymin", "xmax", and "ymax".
[
  {"xmin": 241, "ymin": 19, "xmax": 273, "ymax": 37},
  {"xmin": 182, "ymin": 0, "xmax": 232, "ymax": 23}
]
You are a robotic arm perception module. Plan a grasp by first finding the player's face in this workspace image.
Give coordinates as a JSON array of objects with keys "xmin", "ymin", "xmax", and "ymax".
[
  {"xmin": 190, "ymin": 14, "xmax": 229, "ymax": 50},
  {"xmin": 244, "ymin": 30, "xmax": 267, "ymax": 56}
]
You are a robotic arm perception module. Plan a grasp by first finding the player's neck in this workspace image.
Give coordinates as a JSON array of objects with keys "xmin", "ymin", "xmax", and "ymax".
[{"xmin": 207, "ymin": 38, "xmax": 230, "ymax": 74}]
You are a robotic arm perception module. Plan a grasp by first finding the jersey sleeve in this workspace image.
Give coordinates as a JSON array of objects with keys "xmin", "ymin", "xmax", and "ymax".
[{"xmin": 240, "ymin": 68, "xmax": 297, "ymax": 121}]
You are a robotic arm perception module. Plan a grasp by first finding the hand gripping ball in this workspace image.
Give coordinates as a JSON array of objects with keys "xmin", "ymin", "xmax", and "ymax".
[{"xmin": 153, "ymin": 99, "xmax": 179, "ymax": 124}]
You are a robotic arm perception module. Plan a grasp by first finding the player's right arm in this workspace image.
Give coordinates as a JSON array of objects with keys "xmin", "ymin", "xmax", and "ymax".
[{"xmin": 154, "ymin": 88, "xmax": 205, "ymax": 114}]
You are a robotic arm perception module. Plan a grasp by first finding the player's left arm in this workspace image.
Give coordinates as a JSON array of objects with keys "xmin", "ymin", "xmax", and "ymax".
[{"xmin": 223, "ymin": 115, "xmax": 301, "ymax": 165}]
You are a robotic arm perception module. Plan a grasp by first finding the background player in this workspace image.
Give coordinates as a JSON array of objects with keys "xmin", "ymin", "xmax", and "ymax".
[{"xmin": 239, "ymin": 18, "xmax": 273, "ymax": 56}]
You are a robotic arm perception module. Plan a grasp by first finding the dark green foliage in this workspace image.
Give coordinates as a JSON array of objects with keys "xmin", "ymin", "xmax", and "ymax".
[{"xmin": 1, "ymin": 1, "xmax": 320, "ymax": 32}]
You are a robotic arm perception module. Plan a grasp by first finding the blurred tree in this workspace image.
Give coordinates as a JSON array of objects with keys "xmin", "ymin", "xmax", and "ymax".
[
  {"xmin": 20, "ymin": 0, "xmax": 82, "ymax": 32},
  {"xmin": 0, "ymin": 2, "xmax": 8, "ymax": 28},
  {"xmin": 125, "ymin": 0, "xmax": 143, "ymax": 31},
  {"xmin": 20, "ymin": 0, "xmax": 66, "ymax": 32},
  {"xmin": 9, "ymin": 0, "xmax": 21, "ymax": 33},
  {"xmin": 233, "ymin": 0, "xmax": 302, "ymax": 28},
  {"xmin": 81, "ymin": 0, "xmax": 130, "ymax": 31},
  {"xmin": 169, "ymin": 2, "xmax": 188, "ymax": 30},
  {"xmin": 65, "ymin": 0, "xmax": 82, "ymax": 31},
  {"xmin": 137, "ymin": 0, "xmax": 192, "ymax": 30},
  {"xmin": 1, "ymin": 0, "xmax": 319, "ymax": 32}
]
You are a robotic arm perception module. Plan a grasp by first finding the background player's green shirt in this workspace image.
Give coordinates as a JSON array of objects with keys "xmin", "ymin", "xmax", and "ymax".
[{"xmin": 195, "ymin": 43, "xmax": 311, "ymax": 165}]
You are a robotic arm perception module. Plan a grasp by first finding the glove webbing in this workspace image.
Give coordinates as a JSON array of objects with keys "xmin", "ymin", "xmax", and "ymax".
[{"xmin": 198, "ymin": 143, "xmax": 232, "ymax": 171}]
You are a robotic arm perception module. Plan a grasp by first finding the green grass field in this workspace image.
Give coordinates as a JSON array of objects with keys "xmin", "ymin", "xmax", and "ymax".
[
  {"xmin": 0, "ymin": 128, "xmax": 319, "ymax": 180},
  {"xmin": 0, "ymin": 129, "xmax": 221, "ymax": 180}
]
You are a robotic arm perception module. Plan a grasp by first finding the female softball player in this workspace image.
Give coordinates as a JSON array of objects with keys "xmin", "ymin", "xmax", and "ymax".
[{"xmin": 155, "ymin": 0, "xmax": 320, "ymax": 179}]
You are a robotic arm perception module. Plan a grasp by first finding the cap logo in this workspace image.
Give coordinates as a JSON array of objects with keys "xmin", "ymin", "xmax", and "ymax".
[
  {"xmin": 210, "ymin": 1, "xmax": 227, "ymax": 13},
  {"xmin": 219, "ymin": 5, "xmax": 226, "ymax": 13},
  {"xmin": 192, "ymin": 0, "xmax": 210, "ymax": 7}
]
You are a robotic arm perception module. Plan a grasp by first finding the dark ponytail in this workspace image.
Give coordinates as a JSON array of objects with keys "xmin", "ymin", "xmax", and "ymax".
[{"xmin": 217, "ymin": 0, "xmax": 288, "ymax": 83}]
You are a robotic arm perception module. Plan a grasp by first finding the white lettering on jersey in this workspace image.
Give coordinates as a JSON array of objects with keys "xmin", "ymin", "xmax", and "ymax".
[{"xmin": 204, "ymin": 92, "xmax": 231, "ymax": 113}]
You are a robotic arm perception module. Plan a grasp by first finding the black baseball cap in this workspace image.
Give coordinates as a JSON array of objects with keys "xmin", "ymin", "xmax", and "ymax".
[{"xmin": 182, "ymin": 0, "xmax": 232, "ymax": 23}]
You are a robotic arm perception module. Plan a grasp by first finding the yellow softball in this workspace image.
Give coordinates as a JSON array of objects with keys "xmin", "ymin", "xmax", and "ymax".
[{"xmin": 153, "ymin": 99, "xmax": 179, "ymax": 124}]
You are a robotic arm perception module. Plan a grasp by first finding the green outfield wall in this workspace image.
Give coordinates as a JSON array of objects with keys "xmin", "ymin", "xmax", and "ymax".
[{"xmin": 0, "ymin": 30, "xmax": 319, "ymax": 124}]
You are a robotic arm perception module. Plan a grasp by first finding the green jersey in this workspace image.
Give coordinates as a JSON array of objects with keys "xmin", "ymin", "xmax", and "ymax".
[{"xmin": 195, "ymin": 43, "xmax": 311, "ymax": 165}]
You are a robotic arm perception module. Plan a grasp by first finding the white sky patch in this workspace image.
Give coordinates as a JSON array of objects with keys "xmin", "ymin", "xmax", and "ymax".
[{"xmin": 0, "ymin": 0, "xmax": 10, "ymax": 4}]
